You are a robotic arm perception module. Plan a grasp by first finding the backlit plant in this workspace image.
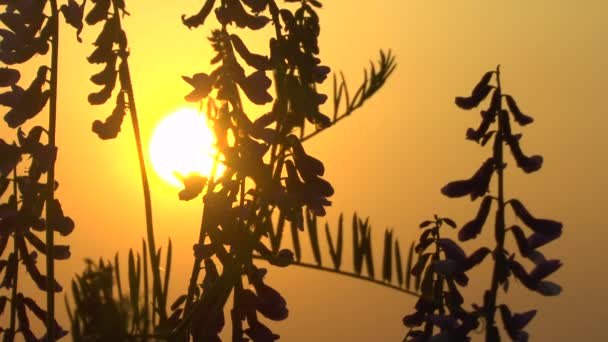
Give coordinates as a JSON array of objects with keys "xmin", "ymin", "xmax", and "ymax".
[
  {"xmin": 0, "ymin": 0, "xmax": 86, "ymax": 340},
  {"xmin": 409, "ymin": 66, "xmax": 564, "ymax": 341}
]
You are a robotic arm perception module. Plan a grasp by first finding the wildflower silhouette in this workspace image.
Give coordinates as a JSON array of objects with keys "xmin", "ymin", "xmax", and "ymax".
[
  {"xmin": 409, "ymin": 66, "xmax": 564, "ymax": 341},
  {"xmin": 0, "ymin": 0, "xmax": 87, "ymax": 339}
]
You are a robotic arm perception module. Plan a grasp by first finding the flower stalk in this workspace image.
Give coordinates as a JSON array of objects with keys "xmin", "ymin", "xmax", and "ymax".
[{"xmin": 46, "ymin": 1, "xmax": 60, "ymax": 338}]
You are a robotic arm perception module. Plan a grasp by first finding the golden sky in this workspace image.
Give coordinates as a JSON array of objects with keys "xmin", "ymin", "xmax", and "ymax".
[{"xmin": 2, "ymin": 0, "xmax": 607, "ymax": 340}]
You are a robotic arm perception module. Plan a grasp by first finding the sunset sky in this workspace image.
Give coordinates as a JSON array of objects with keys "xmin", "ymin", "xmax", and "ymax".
[{"xmin": 2, "ymin": 0, "xmax": 607, "ymax": 340}]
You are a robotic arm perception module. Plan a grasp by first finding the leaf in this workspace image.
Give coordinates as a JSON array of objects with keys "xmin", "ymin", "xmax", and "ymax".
[
  {"xmin": 290, "ymin": 220, "xmax": 301, "ymax": 262},
  {"xmin": 420, "ymin": 264, "xmax": 434, "ymax": 296},
  {"xmin": 306, "ymin": 208, "xmax": 322, "ymax": 266},
  {"xmin": 395, "ymin": 240, "xmax": 403, "ymax": 286},
  {"xmin": 441, "ymin": 217, "xmax": 457, "ymax": 229},
  {"xmin": 114, "ymin": 253, "xmax": 124, "ymax": 303},
  {"xmin": 324, "ymin": 219, "xmax": 341, "ymax": 270},
  {"xmin": 171, "ymin": 294, "xmax": 188, "ymax": 311},
  {"xmin": 411, "ymin": 253, "xmax": 431, "ymax": 277},
  {"xmin": 535, "ymin": 281, "xmax": 562, "ymax": 296},
  {"xmin": 419, "ymin": 220, "xmax": 433, "ymax": 229},
  {"xmin": 382, "ymin": 229, "xmax": 393, "ymax": 282},
  {"xmin": 163, "ymin": 238, "xmax": 173, "ymax": 313},
  {"xmin": 405, "ymin": 242, "xmax": 414, "ymax": 290}
]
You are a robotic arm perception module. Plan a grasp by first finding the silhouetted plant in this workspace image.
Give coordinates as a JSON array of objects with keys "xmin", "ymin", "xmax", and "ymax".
[
  {"xmin": 412, "ymin": 66, "xmax": 564, "ymax": 341},
  {"xmin": 402, "ymin": 215, "xmax": 480, "ymax": 341},
  {"xmin": 254, "ymin": 210, "xmax": 420, "ymax": 297},
  {"xmin": 82, "ymin": 0, "xmax": 172, "ymax": 333},
  {"xmin": 0, "ymin": 0, "xmax": 86, "ymax": 339},
  {"xmin": 160, "ymin": 0, "xmax": 396, "ymax": 340},
  {"xmin": 66, "ymin": 238, "xmax": 174, "ymax": 341}
]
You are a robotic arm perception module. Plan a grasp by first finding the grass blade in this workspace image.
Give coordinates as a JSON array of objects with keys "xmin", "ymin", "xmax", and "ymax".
[{"xmin": 395, "ymin": 240, "xmax": 403, "ymax": 286}]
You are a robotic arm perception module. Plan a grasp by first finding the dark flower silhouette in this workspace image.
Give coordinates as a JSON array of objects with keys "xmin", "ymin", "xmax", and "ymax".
[
  {"xmin": 505, "ymin": 135, "xmax": 543, "ymax": 173},
  {"xmin": 441, "ymin": 158, "xmax": 494, "ymax": 200},
  {"xmin": 182, "ymin": 0, "xmax": 216, "ymax": 29},
  {"xmin": 0, "ymin": 67, "xmax": 20, "ymax": 87},
  {"xmin": 509, "ymin": 199, "xmax": 563, "ymax": 237},
  {"xmin": 505, "ymin": 95, "xmax": 534, "ymax": 126},
  {"xmin": 183, "ymin": 72, "xmax": 214, "ymax": 102},
  {"xmin": 60, "ymin": 0, "xmax": 86, "ymax": 42},
  {"xmin": 498, "ymin": 305, "xmax": 536, "ymax": 341},
  {"xmin": 455, "ymin": 71, "xmax": 493, "ymax": 110},
  {"xmin": 238, "ymin": 70, "xmax": 273, "ymax": 105},
  {"xmin": 458, "ymin": 195, "xmax": 492, "ymax": 241}
]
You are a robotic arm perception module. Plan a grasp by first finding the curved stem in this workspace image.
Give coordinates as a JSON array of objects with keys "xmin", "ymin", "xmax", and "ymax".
[
  {"xmin": 252, "ymin": 256, "xmax": 420, "ymax": 297},
  {"xmin": 9, "ymin": 169, "xmax": 19, "ymax": 340},
  {"xmin": 112, "ymin": 0, "xmax": 166, "ymax": 323},
  {"xmin": 46, "ymin": 1, "xmax": 59, "ymax": 338}
]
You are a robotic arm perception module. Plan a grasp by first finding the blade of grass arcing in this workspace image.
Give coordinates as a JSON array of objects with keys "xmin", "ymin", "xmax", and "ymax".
[
  {"xmin": 395, "ymin": 240, "xmax": 403, "ymax": 286},
  {"xmin": 290, "ymin": 220, "xmax": 302, "ymax": 262},
  {"xmin": 142, "ymin": 239, "xmax": 150, "ymax": 335},
  {"xmin": 361, "ymin": 218, "xmax": 375, "ymax": 279},
  {"xmin": 405, "ymin": 242, "xmax": 414, "ymax": 291},
  {"xmin": 352, "ymin": 213, "xmax": 362, "ymax": 275},
  {"xmin": 382, "ymin": 230, "xmax": 393, "ymax": 282},
  {"xmin": 162, "ymin": 239, "xmax": 172, "ymax": 318},
  {"xmin": 114, "ymin": 253, "xmax": 124, "ymax": 305},
  {"xmin": 271, "ymin": 213, "xmax": 286, "ymax": 253},
  {"xmin": 306, "ymin": 209, "xmax": 322, "ymax": 266},
  {"xmin": 324, "ymin": 215, "xmax": 344, "ymax": 270}
]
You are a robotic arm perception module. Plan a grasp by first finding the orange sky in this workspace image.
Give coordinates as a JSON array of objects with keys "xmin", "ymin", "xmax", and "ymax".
[{"xmin": 2, "ymin": 1, "xmax": 607, "ymax": 340}]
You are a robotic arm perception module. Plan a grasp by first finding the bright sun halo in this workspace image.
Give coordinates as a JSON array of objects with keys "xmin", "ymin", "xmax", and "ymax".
[{"xmin": 149, "ymin": 108, "xmax": 222, "ymax": 187}]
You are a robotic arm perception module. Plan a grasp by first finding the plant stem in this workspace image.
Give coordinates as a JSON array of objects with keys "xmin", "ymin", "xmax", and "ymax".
[
  {"xmin": 8, "ymin": 169, "xmax": 19, "ymax": 341},
  {"xmin": 46, "ymin": 2, "xmax": 59, "ymax": 338},
  {"xmin": 252, "ymin": 256, "xmax": 420, "ymax": 297},
  {"xmin": 231, "ymin": 279, "xmax": 244, "ymax": 342},
  {"xmin": 486, "ymin": 65, "xmax": 505, "ymax": 342},
  {"xmin": 112, "ymin": 0, "xmax": 166, "ymax": 323}
]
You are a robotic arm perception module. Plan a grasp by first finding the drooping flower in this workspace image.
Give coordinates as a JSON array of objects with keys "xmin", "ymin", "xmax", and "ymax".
[
  {"xmin": 499, "ymin": 305, "xmax": 536, "ymax": 341},
  {"xmin": 505, "ymin": 135, "xmax": 543, "ymax": 173},
  {"xmin": 183, "ymin": 72, "xmax": 214, "ymax": 102},
  {"xmin": 441, "ymin": 158, "xmax": 494, "ymax": 200},
  {"xmin": 454, "ymin": 71, "xmax": 494, "ymax": 110},
  {"xmin": 459, "ymin": 196, "xmax": 492, "ymax": 241}
]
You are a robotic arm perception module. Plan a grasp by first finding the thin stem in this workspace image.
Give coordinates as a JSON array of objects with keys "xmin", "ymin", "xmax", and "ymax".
[
  {"xmin": 112, "ymin": 0, "xmax": 166, "ymax": 323},
  {"xmin": 253, "ymin": 256, "xmax": 420, "ymax": 297},
  {"xmin": 8, "ymin": 169, "xmax": 19, "ymax": 340},
  {"xmin": 486, "ymin": 65, "xmax": 505, "ymax": 342},
  {"xmin": 231, "ymin": 278, "xmax": 244, "ymax": 342},
  {"xmin": 46, "ymin": 2, "xmax": 59, "ymax": 338}
]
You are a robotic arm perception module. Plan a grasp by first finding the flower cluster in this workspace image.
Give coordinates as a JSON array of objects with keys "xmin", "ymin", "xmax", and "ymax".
[
  {"xmin": 169, "ymin": 0, "xmax": 334, "ymax": 340},
  {"xmin": 0, "ymin": 0, "xmax": 83, "ymax": 339},
  {"xmin": 403, "ymin": 216, "xmax": 483, "ymax": 341},
  {"xmin": 430, "ymin": 67, "xmax": 563, "ymax": 341}
]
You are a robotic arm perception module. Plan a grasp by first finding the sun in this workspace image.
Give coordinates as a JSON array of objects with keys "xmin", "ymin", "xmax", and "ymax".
[{"xmin": 149, "ymin": 108, "xmax": 222, "ymax": 187}]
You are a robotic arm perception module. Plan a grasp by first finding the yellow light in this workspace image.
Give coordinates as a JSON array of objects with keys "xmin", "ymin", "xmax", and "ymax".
[{"xmin": 149, "ymin": 108, "xmax": 222, "ymax": 187}]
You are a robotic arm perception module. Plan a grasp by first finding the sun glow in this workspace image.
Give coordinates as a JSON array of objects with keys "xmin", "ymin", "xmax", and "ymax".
[{"xmin": 149, "ymin": 108, "xmax": 222, "ymax": 187}]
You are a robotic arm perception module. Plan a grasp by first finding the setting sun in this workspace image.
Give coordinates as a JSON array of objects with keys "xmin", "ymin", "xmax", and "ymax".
[{"xmin": 149, "ymin": 108, "xmax": 222, "ymax": 187}]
